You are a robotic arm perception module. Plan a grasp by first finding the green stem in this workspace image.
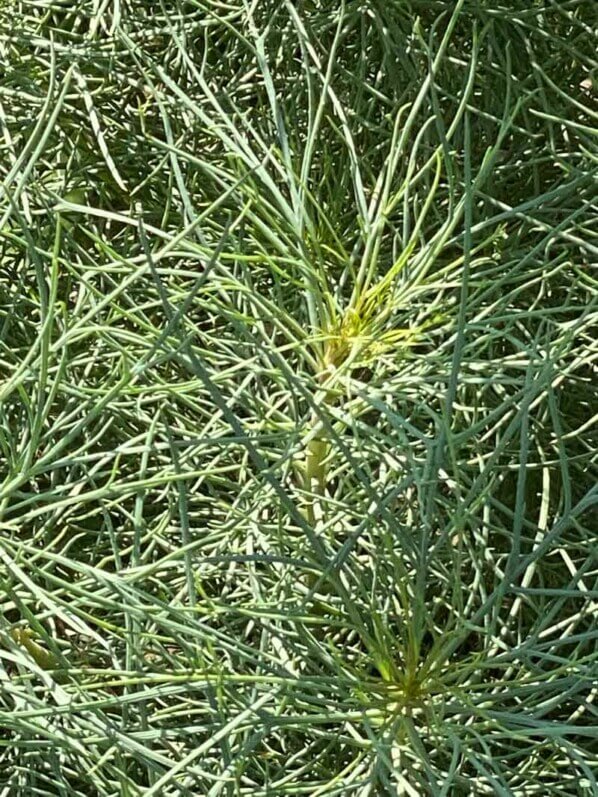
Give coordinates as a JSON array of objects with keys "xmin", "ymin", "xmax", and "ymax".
[{"xmin": 303, "ymin": 365, "xmax": 335, "ymax": 524}]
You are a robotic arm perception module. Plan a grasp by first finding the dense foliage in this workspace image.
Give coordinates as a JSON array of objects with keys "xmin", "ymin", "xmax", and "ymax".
[{"xmin": 0, "ymin": 1, "xmax": 596, "ymax": 794}]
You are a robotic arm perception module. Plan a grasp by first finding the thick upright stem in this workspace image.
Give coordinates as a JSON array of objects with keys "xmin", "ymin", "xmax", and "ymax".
[{"xmin": 302, "ymin": 366, "xmax": 335, "ymax": 524}]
